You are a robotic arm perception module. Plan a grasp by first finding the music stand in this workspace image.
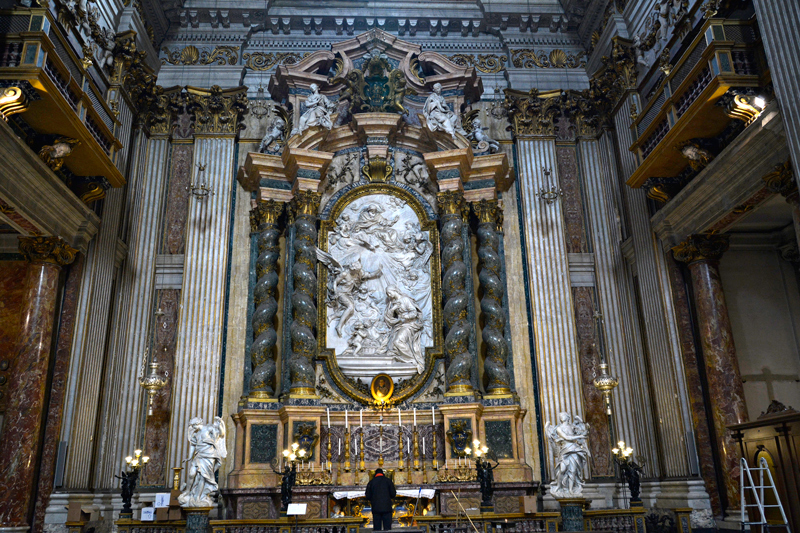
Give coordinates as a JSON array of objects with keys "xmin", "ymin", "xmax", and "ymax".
[{"xmin": 287, "ymin": 503, "xmax": 307, "ymax": 533}]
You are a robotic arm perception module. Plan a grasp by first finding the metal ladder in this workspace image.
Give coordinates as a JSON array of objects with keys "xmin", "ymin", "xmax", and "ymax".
[{"xmin": 740, "ymin": 457, "xmax": 791, "ymax": 532}]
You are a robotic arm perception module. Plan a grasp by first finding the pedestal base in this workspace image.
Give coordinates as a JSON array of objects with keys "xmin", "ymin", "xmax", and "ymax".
[
  {"xmin": 557, "ymin": 498, "xmax": 587, "ymax": 532},
  {"xmin": 480, "ymin": 502, "xmax": 494, "ymax": 514},
  {"xmin": 184, "ymin": 507, "xmax": 213, "ymax": 533}
]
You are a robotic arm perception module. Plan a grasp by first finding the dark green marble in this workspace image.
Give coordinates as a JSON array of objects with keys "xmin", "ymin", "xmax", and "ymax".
[
  {"xmin": 485, "ymin": 420, "xmax": 513, "ymax": 459},
  {"xmin": 250, "ymin": 424, "xmax": 278, "ymax": 464}
]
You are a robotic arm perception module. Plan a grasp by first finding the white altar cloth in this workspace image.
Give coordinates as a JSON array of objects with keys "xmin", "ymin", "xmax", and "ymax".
[{"xmin": 332, "ymin": 489, "xmax": 435, "ymax": 500}]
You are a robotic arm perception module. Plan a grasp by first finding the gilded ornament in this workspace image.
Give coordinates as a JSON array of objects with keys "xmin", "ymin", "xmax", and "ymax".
[
  {"xmin": 672, "ymin": 233, "xmax": 729, "ymax": 264},
  {"xmin": 188, "ymin": 85, "xmax": 249, "ymax": 135},
  {"xmin": 243, "ymin": 52, "xmax": 307, "ymax": 71},
  {"xmin": 18, "ymin": 236, "xmax": 77, "ymax": 266},
  {"xmin": 718, "ymin": 90, "xmax": 766, "ymax": 125},
  {"xmin": 250, "ymin": 200, "xmax": 284, "ymax": 232},
  {"xmin": 0, "ymin": 87, "xmax": 30, "ymax": 121},
  {"xmin": 510, "ymin": 49, "xmax": 586, "ymax": 69},
  {"xmin": 290, "ymin": 189, "xmax": 322, "ymax": 218},
  {"xmin": 447, "ymin": 54, "xmax": 508, "ymax": 74},
  {"xmin": 160, "ymin": 46, "xmax": 240, "ymax": 66},
  {"xmin": 38, "ymin": 137, "xmax": 80, "ymax": 171},
  {"xmin": 436, "ymin": 190, "xmax": 466, "ymax": 217},
  {"xmin": 502, "ymin": 88, "xmax": 561, "ymax": 137},
  {"xmin": 329, "ymin": 50, "xmax": 416, "ymax": 115},
  {"xmin": 361, "ymin": 157, "xmax": 393, "ymax": 183},
  {"xmin": 762, "ymin": 161, "xmax": 795, "ymax": 198}
]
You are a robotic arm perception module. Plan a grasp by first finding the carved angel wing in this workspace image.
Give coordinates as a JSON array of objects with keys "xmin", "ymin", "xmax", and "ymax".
[
  {"xmin": 274, "ymin": 105, "xmax": 292, "ymax": 142},
  {"xmin": 315, "ymin": 247, "xmax": 342, "ymax": 272},
  {"xmin": 462, "ymin": 109, "xmax": 480, "ymax": 134}
]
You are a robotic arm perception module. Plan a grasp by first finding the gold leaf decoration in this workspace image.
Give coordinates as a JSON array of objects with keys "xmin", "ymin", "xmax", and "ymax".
[
  {"xmin": 510, "ymin": 49, "xmax": 586, "ymax": 69},
  {"xmin": 180, "ymin": 45, "xmax": 199, "ymax": 65},
  {"xmin": 160, "ymin": 46, "xmax": 239, "ymax": 66},
  {"xmin": 447, "ymin": 54, "xmax": 508, "ymax": 73},
  {"xmin": 243, "ymin": 52, "xmax": 309, "ymax": 71}
]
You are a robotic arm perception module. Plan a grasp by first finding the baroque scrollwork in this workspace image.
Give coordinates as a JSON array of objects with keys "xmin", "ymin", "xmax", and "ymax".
[
  {"xmin": 161, "ymin": 45, "xmax": 240, "ymax": 66},
  {"xmin": 243, "ymin": 52, "xmax": 308, "ymax": 71},
  {"xmin": 447, "ymin": 54, "xmax": 508, "ymax": 74},
  {"xmin": 19, "ymin": 236, "xmax": 77, "ymax": 266},
  {"xmin": 502, "ymin": 89, "xmax": 561, "ymax": 137},
  {"xmin": 188, "ymin": 85, "xmax": 249, "ymax": 135},
  {"xmin": 510, "ymin": 49, "xmax": 586, "ymax": 69}
]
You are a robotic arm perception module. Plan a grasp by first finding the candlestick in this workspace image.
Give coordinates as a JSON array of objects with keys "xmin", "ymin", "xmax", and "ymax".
[
  {"xmin": 431, "ymin": 406, "xmax": 435, "ymax": 425},
  {"xmin": 397, "ymin": 427, "xmax": 405, "ymax": 471},
  {"xmin": 432, "ymin": 429, "xmax": 438, "ymax": 470},
  {"xmin": 359, "ymin": 429, "xmax": 365, "ymax": 472},
  {"xmin": 327, "ymin": 408, "xmax": 331, "ymax": 428},
  {"xmin": 421, "ymin": 453, "xmax": 427, "ymax": 484},
  {"xmin": 422, "ymin": 436, "xmax": 425, "ymax": 456},
  {"xmin": 413, "ymin": 408, "xmax": 417, "ymax": 426},
  {"xmin": 327, "ymin": 430, "xmax": 333, "ymax": 465},
  {"xmin": 344, "ymin": 427, "xmax": 351, "ymax": 472},
  {"xmin": 360, "ymin": 409, "xmax": 363, "ymax": 428},
  {"xmin": 413, "ymin": 426, "xmax": 420, "ymax": 470}
]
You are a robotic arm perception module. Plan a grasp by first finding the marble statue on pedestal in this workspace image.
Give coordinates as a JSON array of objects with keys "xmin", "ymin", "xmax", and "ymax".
[
  {"xmin": 178, "ymin": 417, "xmax": 227, "ymax": 507},
  {"xmin": 545, "ymin": 412, "xmax": 590, "ymax": 499},
  {"xmin": 318, "ymin": 194, "xmax": 434, "ymax": 381},
  {"xmin": 291, "ymin": 83, "xmax": 336, "ymax": 136},
  {"xmin": 423, "ymin": 83, "xmax": 468, "ymax": 142}
]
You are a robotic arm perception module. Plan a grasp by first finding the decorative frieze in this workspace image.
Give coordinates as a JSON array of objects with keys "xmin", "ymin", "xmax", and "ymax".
[
  {"xmin": 243, "ymin": 52, "xmax": 307, "ymax": 71},
  {"xmin": 447, "ymin": 54, "xmax": 507, "ymax": 73},
  {"xmin": 510, "ymin": 49, "xmax": 586, "ymax": 69},
  {"xmin": 161, "ymin": 45, "xmax": 239, "ymax": 66}
]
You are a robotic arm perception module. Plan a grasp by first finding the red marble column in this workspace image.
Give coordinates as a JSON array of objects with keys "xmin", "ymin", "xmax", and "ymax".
[
  {"xmin": 673, "ymin": 234, "xmax": 747, "ymax": 512},
  {"xmin": 0, "ymin": 237, "xmax": 76, "ymax": 530}
]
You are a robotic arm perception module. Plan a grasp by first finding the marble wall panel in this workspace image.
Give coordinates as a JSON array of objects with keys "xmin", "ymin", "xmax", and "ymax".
[{"xmin": 0, "ymin": 261, "xmax": 29, "ymax": 415}]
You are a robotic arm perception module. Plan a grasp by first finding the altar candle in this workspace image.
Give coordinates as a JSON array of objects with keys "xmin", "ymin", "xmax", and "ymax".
[
  {"xmin": 338, "ymin": 438, "xmax": 341, "ymax": 456},
  {"xmin": 407, "ymin": 437, "xmax": 410, "ymax": 454},
  {"xmin": 398, "ymin": 408, "xmax": 402, "ymax": 426},
  {"xmin": 345, "ymin": 409, "xmax": 348, "ymax": 428},
  {"xmin": 380, "ymin": 436, "xmax": 383, "ymax": 451},
  {"xmin": 413, "ymin": 408, "xmax": 417, "ymax": 426},
  {"xmin": 422, "ymin": 437, "xmax": 426, "ymax": 456},
  {"xmin": 431, "ymin": 406, "xmax": 435, "ymax": 425},
  {"xmin": 327, "ymin": 408, "xmax": 331, "ymax": 428},
  {"xmin": 360, "ymin": 409, "xmax": 363, "ymax": 427}
]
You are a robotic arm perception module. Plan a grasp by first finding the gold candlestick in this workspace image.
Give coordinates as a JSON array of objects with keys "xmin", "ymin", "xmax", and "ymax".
[
  {"xmin": 413, "ymin": 427, "xmax": 420, "ymax": 471},
  {"xmin": 379, "ymin": 424, "xmax": 384, "ymax": 467},
  {"xmin": 421, "ymin": 456, "xmax": 428, "ymax": 484},
  {"xmin": 431, "ymin": 429, "xmax": 438, "ymax": 470},
  {"xmin": 344, "ymin": 427, "xmax": 351, "ymax": 472},
  {"xmin": 359, "ymin": 429, "xmax": 365, "ymax": 472},
  {"xmin": 397, "ymin": 427, "xmax": 405, "ymax": 471},
  {"xmin": 327, "ymin": 431, "xmax": 333, "ymax": 464}
]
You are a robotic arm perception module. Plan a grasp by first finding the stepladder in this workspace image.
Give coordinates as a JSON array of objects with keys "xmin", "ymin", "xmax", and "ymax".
[{"xmin": 740, "ymin": 457, "xmax": 791, "ymax": 533}]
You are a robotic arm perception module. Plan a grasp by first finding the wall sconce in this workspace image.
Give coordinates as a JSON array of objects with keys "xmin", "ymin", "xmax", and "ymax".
[{"xmin": 187, "ymin": 163, "xmax": 214, "ymax": 199}]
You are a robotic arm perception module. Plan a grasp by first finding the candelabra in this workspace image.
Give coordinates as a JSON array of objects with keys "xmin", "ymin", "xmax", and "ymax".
[
  {"xmin": 613, "ymin": 441, "xmax": 643, "ymax": 506},
  {"xmin": 118, "ymin": 449, "xmax": 149, "ymax": 517}
]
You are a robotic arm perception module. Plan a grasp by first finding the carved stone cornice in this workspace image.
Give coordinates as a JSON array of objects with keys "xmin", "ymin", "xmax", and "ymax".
[
  {"xmin": 437, "ymin": 190, "xmax": 467, "ymax": 218},
  {"xmin": 250, "ymin": 200, "xmax": 284, "ymax": 232},
  {"xmin": 19, "ymin": 236, "xmax": 77, "ymax": 266},
  {"xmin": 187, "ymin": 85, "xmax": 248, "ymax": 136},
  {"xmin": 762, "ymin": 161, "xmax": 796, "ymax": 203},
  {"xmin": 289, "ymin": 189, "xmax": 322, "ymax": 219},
  {"xmin": 502, "ymin": 88, "xmax": 562, "ymax": 137},
  {"xmin": 672, "ymin": 234, "xmax": 730, "ymax": 264}
]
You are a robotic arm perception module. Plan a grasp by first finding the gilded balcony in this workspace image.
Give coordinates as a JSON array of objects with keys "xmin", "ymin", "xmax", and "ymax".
[
  {"xmin": 0, "ymin": 8, "xmax": 125, "ymax": 187},
  {"xmin": 627, "ymin": 18, "xmax": 767, "ymax": 190}
]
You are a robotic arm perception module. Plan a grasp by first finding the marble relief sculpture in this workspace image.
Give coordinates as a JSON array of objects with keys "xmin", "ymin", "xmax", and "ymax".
[
  {"xmin": 178, "ymin": 416, "xmax": 227, "ymax": 508},
  {"xmin": 318, "ymin": 194, "xmax": 433, "ymax": 381},
  {"xmin": 258, "ymin": 109, "xmax": 287, "ymax": 154},
  {"xmin": 466, "ymin": 118, "xmax": 500, "ymax": 154},
  {"xmin": 291, "ymin": 83, "xmax": 336, "ymax": 136},
  {"xmin": 545, "ymin": 412, "xmax": 590, "ymax": 498},
  {"xmin": 423, "ymin": 83, "xmax": 468, "ymax": 142}
]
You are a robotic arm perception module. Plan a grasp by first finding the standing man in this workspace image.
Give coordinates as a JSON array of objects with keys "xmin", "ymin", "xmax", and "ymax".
[{"xmin": 366, "ymin": 468, "xmax": 396, "ymax": 531}]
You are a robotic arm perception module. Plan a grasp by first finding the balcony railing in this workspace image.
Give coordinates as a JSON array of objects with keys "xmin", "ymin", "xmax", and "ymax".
[
  {"xmin": 627, "ymin": 18, "xmax": 765, "ymax": 189},
  {"xmin": 0, "ymin": 8, "xmax": 125, "ymax": 186}
]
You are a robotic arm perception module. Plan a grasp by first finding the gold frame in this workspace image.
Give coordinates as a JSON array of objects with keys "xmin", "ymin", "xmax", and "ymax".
[
  {"xmin": 370, "ymin": 374, "xmax": 395, "ymax": 403},
  {"xmin": 317, "ymin": 182, "xmax": 444, "ymax": 405}
]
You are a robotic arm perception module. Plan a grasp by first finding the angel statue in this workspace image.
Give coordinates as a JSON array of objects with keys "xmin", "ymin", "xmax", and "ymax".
[
  {"xmin": 423, "ymin": 82, "xmax": 468, "ymax": 142},
  {"xmin": 316, "ymin": 249, "xmax": 383, "ymax": 336},
  {"xmin": 95, "ymin": 26, "xmax": 117, "ymax": 70},
  {"xmin": 545, "ymin": 412, "xmax": 590, "ymax": 499},
  {"xmin": 291, "ymin": 83, "xmax": 336, "ymax": 136},
  {"xmin": 466, "ymin": 117, "xmax": 500, "ymax": 154},
  {"xmin": 259, "ymin": 107, "xmax": 289, "ymax": 154},
  {"xmin": 178, "ymin": 416, "xmax": 227, "ymax": 508}
]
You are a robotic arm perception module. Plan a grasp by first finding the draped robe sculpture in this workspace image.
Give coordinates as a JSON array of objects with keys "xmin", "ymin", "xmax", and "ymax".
[
  {"xmin": 178, "ymin": 417, "xmax": 227, "ymax": 507},
  {"xmin": 545, "ymin": 412, "xmax": 590, "ymax": 498}
]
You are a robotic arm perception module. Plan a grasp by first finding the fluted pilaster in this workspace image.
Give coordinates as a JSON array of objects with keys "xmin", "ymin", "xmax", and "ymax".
[
  {"xmin": 92, "ymin": 134, "xmax": 169, "ymax": 489},
  {"xmin": 168, "ymin": 136, "xmax": 237, "ymax": 470},
  {"xmin": 515, "ymin": 139, "xmax": 584, "ymax": 469},
  {"xmin": 249, "ymin": 200, "xmax": 284, "ymax": 397},
  {"xmin": 288, "ymin": 190, "xmax": 321, "ymax": 396},
  {"xmin": 438, "ymin": 190, "xmax": 473, "ymax": 394},
  {"xmin": 472, "ymin": 199, "xmax": 511, "ymax": 395}
]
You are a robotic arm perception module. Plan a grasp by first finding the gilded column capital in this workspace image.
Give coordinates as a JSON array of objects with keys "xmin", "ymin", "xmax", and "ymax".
[
  {"xmin": 762, "ymin": 161, "xmax": 797, "ymax": 203},
  {"xmin": 289, "ymin": 190, "xmax": 322, "ymax": 219},
  {"xmin": 502, "ymin": 88, "xmax": 561, "ymax": 137},
  {"xmin": 250, "ymin": 200, "xmax": 285, "ymax": 232},
  {"xmin": 437, "ymin": 190, "xmax": 467, "ymax": 218},
  {"xmin": 471, "ymin": 198, "xmax": 504, "ymax": 233},
  {"xmin": 188, "ymin": 85, "xmax": 248, "ymax": 136},
  {"xmin": 672, "ymin": 234, "xmax": 730, "ymax": 264},
  {"xmin": 19, "ymin": 236, "xmax": 77, "ymax": 266}
]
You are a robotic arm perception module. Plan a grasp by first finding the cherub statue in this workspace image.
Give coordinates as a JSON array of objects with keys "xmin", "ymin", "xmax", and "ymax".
[
  {"xmin": 291, "ymin": 83, "xmax": 336, "ymax": 136},
  {"xmin": 178, "ymin": 417, "xmax": 227, "ymax": 508},
  {"xmin": 38, "ymin": 137, "xmax": 80, "ymax": 171},
  {"xmin": 95, "ymin": 26, "xmax": 116, "ymax": 70},
  {"xmin": 259, "ymin": 107, "xmax": 288, "ymax": 154},
  {"xmin": 466, "ymin": 118, "xmax": 500, "ymax": 153}
]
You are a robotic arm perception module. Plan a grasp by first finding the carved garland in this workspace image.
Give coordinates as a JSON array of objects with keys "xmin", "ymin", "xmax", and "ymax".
[
  {"xmin": 510, "ymin": 49, "xmax": 586, "ymax": 69},
  {"xmin": 317, "ymin": 183, "xmax": 444, "ymax": 405},
  {"xmin": 160, "ymin": 45, "xmax": 240, "ymax": 66},
  {"xmin": 243, "ymin": 52, "xmax": 308, "ymax": 71},
  {"xmin": 447, "ymin": 54, "xmax": 508, "ymax": 74}
]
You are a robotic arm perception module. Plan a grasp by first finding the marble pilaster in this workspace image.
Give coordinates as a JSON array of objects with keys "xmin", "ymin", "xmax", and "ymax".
[
  {"xmin": 762, "ymin": 161, "xmax": 800, "ymax": 253},
  {"xmin": 168, "ymin": 135, "xmax": 237, "ymax": 470},
  {"xmin": 673, "ymin": 234, "xmax": 747, "ymax": 510},
  {"xmin": 753, "ymin": 0, "xmax": 800, "ymax": 186},
  {"xmin": 0, "ymin": 237, "xmax": 76, "ymax": 530},
  {"xmin": 514, "ymin": 138, "xmax": 584, "ymax": 477}
]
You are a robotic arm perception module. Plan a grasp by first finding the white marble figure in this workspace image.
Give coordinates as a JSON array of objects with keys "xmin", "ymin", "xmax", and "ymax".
[
  {"xmin": 178, "ymin": 417, "xmax": 227, "ymax": 508},
  {"xmin": 259, "ymin": 113, "xmax": 286, "ymax": 154},
  {"xmin": 96, "ymin": 26, "xmax": 116, "ymax": 69},
  {"xmin": 656, "ymin": 0, "xmax": 671, "ymax": 41},
  {"xmin": 291, "ymin": 83, "xmax": 335, "ymax": 136},
  {"xmin": 317, "ymin": 194, "xmax": 433, "ymax": 381},
  {"xmin": 467, "ymin": 118, "xmax": 500, "ymax": 153},
  {"xmin": 545, "ymin": 412, "xmax": 590, "ymax": 499},
  {"xmin": 632, "ymin": 35, "xmax": 650, "ymax": 67},
  {"xmin": 423, "ymin": 83, "xmax": 468, "ymax": 142}
]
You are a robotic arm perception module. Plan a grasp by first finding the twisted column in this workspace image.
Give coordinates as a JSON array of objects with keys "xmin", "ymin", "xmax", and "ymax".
[
  {"xmin": 673, "ymin": 234, "xmax": 746, "ymax": 509},
  {"xmin": 249, "ymin": 200, "xmax": 284, "ymax": 397},
  {"xmin": 288, "ymin": 190, "xmax": 321, "ymax": 396},
  {"xmin": 0, "ymin": 237, "xmax": 76, "ymax": 528},
  {"xmin": 438, "ymin": 190, "xmax": 473, "ymax": 394},
  {"xmin": 472, "ymin": 199, "xmax": 511, "ymax": 395}
]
